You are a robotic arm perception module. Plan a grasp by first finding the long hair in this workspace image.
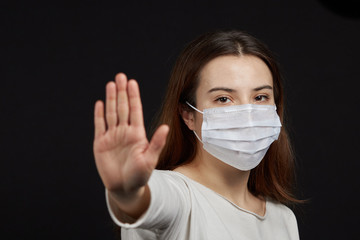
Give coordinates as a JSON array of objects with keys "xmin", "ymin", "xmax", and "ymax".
[{"xmin": 151, "ymin": 30, "xmax": 301, "ymax": 205}]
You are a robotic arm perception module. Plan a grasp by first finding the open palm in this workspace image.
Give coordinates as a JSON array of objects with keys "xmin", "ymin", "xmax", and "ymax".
[{"xmin": 93, "ymin": 73, "xmax": 169, "ymax": 195}]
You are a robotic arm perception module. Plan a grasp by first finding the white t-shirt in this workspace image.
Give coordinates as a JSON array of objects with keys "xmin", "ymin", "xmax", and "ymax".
[{"xmin": 106, "ymin": 170, "xmax": 299, "ymax": 240}]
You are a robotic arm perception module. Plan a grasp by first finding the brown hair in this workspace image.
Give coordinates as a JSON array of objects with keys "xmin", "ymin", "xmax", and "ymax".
[{"xmin": 152, "ymin": 30, "xmax": 300, "ymax": 205}]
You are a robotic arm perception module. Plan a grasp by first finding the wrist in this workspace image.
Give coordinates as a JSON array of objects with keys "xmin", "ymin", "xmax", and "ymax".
[{"xmin": 108, "ymin": 185, "xmax": 150, "ymax": 219}]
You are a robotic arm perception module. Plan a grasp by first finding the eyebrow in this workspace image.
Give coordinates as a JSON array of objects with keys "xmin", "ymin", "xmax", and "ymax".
[
  {"xmin": 207, "ymin": 87, "xmax": 236, "ymax": 93},
  {"xmin": 253, "ymin": 85, "xmax": 273, "ymax": 91},
  {"xmin": 207, "ymin": 85, "xmax": 273, "ymax": 93}
]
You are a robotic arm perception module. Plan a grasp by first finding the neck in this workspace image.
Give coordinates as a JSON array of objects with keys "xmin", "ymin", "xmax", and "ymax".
[{"xmin": 177, "ymin": 148, "xmax": 252, "ymax": 205}]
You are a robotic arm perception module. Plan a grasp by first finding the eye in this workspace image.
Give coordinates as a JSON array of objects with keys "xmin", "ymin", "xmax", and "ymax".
[
  {"xmin": 254, "ymin": 95, "xmax": 269, "ymax": 102},
  {"xmin": 215, "ymin": 96, "xmax": 231, "ymax": 103}
]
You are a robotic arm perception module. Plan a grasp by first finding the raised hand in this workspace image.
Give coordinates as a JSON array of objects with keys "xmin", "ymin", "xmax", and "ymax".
[{"xmin": 93, "ymin": 73, "xmax": 169, "ymax": 204}]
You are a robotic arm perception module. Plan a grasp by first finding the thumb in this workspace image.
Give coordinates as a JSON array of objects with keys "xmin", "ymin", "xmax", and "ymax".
[{"xmin": 146, "ymin": 124, "xmax": 169, "ymax": 164}]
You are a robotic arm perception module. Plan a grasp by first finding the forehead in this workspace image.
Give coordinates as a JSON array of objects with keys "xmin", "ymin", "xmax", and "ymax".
[{"xmin": 198, "ymin": 55, "xmax": 273, "ymax": 91}]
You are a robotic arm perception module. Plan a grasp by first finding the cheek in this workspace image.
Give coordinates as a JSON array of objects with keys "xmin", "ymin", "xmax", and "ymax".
[
  {"xmin": 269, "ymin": 97, "xmax": 275, "ymax": 105},
  {"xmin": 271, "ymin": 93, "xmax": 276, "ymax": 104},
  {"xmin": 193, "ymin": 112, "xmax": 203, "ymax": 134}
]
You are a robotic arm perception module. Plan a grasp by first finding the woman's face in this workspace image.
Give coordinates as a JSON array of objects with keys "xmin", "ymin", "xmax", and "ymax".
[{"xmin": 189, "ymin": 54, "xmax": 275, "ymax": 135}]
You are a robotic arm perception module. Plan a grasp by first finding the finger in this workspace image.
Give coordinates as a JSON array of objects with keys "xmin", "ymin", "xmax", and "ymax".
[
  {"xmin": 115, "ymin": 73, "xmax": 129, "ymax": 125},
  {"xmin": 105, "ymin": 82, "xmax": 118, "ymax": 129},
  {"xmin": 128, "ymin": 80, "xmax": 144, "ymax": 127},
  {"xmin": 94, "ymin": 100, "xmax": 106, "ymax": 138},
  {"xmin": 146, "ymin": 125, "xmax": 169, "ymax": 165}
]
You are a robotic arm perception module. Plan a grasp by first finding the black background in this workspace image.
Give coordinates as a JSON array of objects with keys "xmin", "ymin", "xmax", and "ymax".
[{"xmin": 1, "ymin": 1, "xmax": 359, "ymax": 239}]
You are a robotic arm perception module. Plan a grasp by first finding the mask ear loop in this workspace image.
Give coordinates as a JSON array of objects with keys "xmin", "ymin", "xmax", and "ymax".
[
  {"xmin": 192, "ymin": 130, "xmax": 203, "ymax": 143},
  {"xmin": 185, "ymin": 101, "xmax": 204, "ymax": 143},
  {"xmin": 186, "ymin": 101, "xmax": 203, "ymax": 114}
]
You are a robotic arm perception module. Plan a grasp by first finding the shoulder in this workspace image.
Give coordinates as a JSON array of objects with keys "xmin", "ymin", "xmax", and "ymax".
[
  {"xmin": 266, "ymin": 200, "xmax": 300, "ymax": 239},
  {"xmin": 148, "ymin": 170, "xmax": 193, "ymax": 195},
  {"xmin": 266, "ymin": 200, "xmax": 297, "ymax": 221},
  {"xmin": 151, "ymin": 169, "xmax": 192, "ymax": 184}
]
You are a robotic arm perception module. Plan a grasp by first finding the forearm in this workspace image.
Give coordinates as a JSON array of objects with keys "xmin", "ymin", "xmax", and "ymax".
[
  {"xmin": 106, "ymin": 170, "xmax": 191, "ymax": 233},
  {"xmin": 107, "ymin": 185, "xmax": 150, "ymax": 223}
]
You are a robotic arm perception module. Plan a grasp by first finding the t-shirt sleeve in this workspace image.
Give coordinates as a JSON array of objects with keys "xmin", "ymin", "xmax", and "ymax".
[{"xmin": 105, "ymin": 170, "xmax": 191, "ymax": 232}]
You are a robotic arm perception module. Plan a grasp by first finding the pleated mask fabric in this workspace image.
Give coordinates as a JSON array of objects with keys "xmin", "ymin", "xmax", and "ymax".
[{"xmin": 186, "ymin": 102, "xmax": 282, "ymax": 170}]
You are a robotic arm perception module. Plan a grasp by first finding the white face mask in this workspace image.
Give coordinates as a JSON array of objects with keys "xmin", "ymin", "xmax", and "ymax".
[{"xmin": 186, "ymin": 102, "xmax": 282, "ymax": 171}]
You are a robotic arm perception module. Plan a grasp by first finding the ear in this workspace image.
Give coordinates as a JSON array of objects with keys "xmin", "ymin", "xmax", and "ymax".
[{"xmin": 180, "ymin": 108, "xmax": 196, "ymax": 131}]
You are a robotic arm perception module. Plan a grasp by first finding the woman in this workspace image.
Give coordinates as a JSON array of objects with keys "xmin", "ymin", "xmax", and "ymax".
[{"xmin": 93, "ymin": 30, "xmax": 301, "ymax": 239}]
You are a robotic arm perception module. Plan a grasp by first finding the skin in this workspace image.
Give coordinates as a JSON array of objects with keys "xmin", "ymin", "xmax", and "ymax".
[{"xmin": 93, "ymin": 54, "xmax": 274, "ymax": 221}]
